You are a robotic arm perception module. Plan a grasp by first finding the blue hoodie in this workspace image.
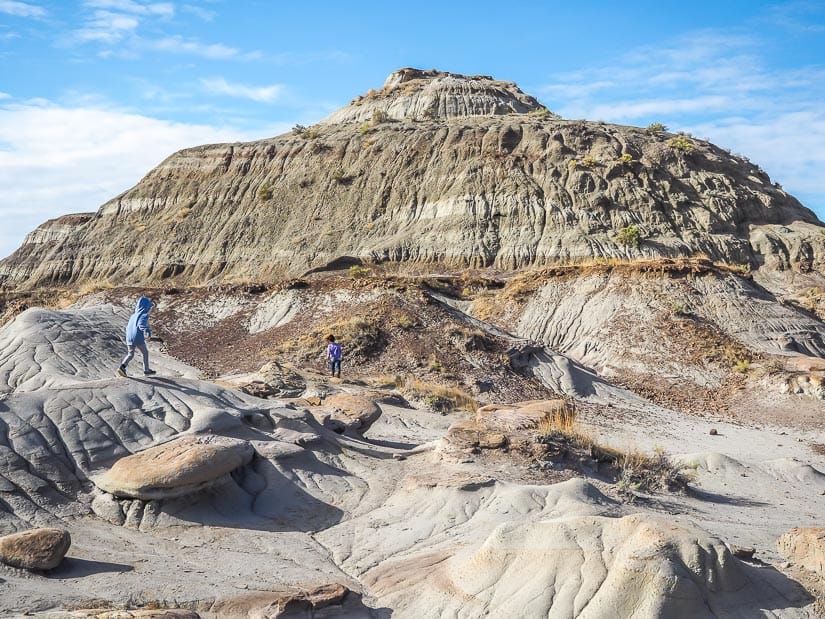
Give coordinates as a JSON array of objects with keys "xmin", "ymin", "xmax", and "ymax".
[{"xmin": 126, "ymin": 296, "xmax": 152, "ymax": 346}]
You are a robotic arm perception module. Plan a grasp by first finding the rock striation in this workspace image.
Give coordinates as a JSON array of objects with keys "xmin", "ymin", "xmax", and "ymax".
[{"xmin": 1, "ymin": 69, "xmax": 823, "ymax": 289}]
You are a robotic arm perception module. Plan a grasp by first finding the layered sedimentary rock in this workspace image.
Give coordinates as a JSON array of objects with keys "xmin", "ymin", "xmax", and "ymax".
[{"xmin": 1, "ymin": 69, "xmax": 823, "ymax": 289}]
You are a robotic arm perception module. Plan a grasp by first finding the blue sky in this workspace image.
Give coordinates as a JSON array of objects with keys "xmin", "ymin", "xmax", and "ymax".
[{"xmin": 1, "ymin": 0, "xmax": 824, "ymax": 259}]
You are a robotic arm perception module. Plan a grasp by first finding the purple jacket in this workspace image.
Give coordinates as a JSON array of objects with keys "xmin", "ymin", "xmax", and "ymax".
[{"xmin": 326, "ymin": 342, "xmax": 342, "ymax": 360}]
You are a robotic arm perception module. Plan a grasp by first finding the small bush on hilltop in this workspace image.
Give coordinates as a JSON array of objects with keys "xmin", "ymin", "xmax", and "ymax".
[
  {"xmin": 646, "ymin": 122, "xmax": 668, "ymax": 134},
  {"xmin": 668, "ymin": 135, "xmax": 694, "ymax": 153}
]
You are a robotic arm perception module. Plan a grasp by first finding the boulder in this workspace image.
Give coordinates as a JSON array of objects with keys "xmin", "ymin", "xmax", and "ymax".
[
  {"xmin": 96, "ymin": 436, "xmax": 254, "ymax": 500},
  {"xmin": 319, "ymin": 392, "xmax": 383, "ymax": 433},
  {"xmin": 0, "ymin": 527, "xmax": 71, "ymax": 570},
  {"xmin": 777, "ymin": 527, "xmax": 825, "ymax": 577}
]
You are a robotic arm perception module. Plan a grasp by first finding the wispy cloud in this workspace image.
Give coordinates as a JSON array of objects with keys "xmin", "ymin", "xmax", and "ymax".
[
  {"xmin": 181, "ymin": 3, "xmax": 215, "ymax": 21},
  {"xmin": 0, "ymin": 0, "xmax": 45, "ymax": 17},
  {"xmin": 200, "ymin": 77, "xmax": 284, "ymax": 103},
  {"xmin": 74, "ymin": 10, "xmax": 139, "ymax": 43},
  {"xmin": 145, "ymin": 35, "xmax": 259, "ymax": 60},
  {"xmin": 68, "ymin": 1, "xmax": 261, "ymax": 60},
  {"xmin": 0, "ymin": 92, "xmax": 11, "ymax": 100},
  {"xmin": 83, "ymin": 0, "xmax": 173, "ymax": 16}
]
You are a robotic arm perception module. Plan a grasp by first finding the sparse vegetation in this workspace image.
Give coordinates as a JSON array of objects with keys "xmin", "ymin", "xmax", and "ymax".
[
  {"xmin": 734, "ymin": 358, "xmax": 751, "ymax": 373},
  {"xmin": 581, "ymin": 155, "xmax": 597, "ymax": 168},
  {"xmin": 536, "ymin": 407, "xmax": 692, "ymax": 501},
  {"xmin": 176, "ymin": 207, "xmax": 192, "ymax": 219},
  {"xmin": 646, "ymin": 122, "xmax": 667, "ymax": 134},
  {"xmin": 359, "ymin": 122, "xmax": 371, "ymax": 135},
  {"xmin": 668, "ymin": 302, "xmax": 688, "ymax": 317},
  {"xmin": 293, "ymin": 124, "xmax": 320, "ymax": 139},
  {"xmin": 372, "ymin": 109, "xmax": 389, "ymax": 124},
  {"xmin": 615, "ymin": 225, "xmax": 642, "ymax": 248},
  {"xmin": 668, "ymin": 135, "xmax": 694, "ymax": 153},
  {"xmin": 402, "ymin": 378, "xmax": 478, "ymax": 412},
  {"xmin": 617, "ymin": 153, "xmax": 634, "ymax": 164},
  {"xmin": 349, "ymin": 265, "xmax": 371, "ymax": 279},
  {"xmin": 257, "ymin": 184, "xmax": 274, "ymax": 201},
  {"xmin": 427, "ymin": 353, "xmax": 444, "ymax": 373},
  {"xmin": 529, "ymin": 108, "xmax": 553, "ymax": 120},
  {"xmin": 395, "ymin": 313, "xmax": 417, "ymax": 330}
]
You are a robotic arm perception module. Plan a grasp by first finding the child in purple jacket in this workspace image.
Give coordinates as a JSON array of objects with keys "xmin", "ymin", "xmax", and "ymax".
[{"xmin": 326, "ymin": 334, "xmax": 342, "ymax": 378}]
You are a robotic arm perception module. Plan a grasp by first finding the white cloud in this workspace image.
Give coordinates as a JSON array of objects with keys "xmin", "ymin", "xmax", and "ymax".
[
  {"xmin": 0, "ymin": 0, "xmax": 45, "ymax": 17},
  {"xmin": 144, "ymin": 35, "xmax": 258, "ymax": 59},
  {"xmin": 74, "ymin": 10, "xmax": 139, "ymax": 43},
  {"xmin": 0, "ymin": 102, "xmax": 282, "ymax": 260},
  {"xmin": 83, "ymin": 0, "xmax": 174, "ymax": 16},
  {"xmin": 0, "ymin": 92, "xmax": 11, "ymax": 100},
  {"xmin": 200, "ymin": 77, "xmax": 284, "ymax": 103},
  {"xmin": 181, "ymin": 3, "xmax": 215, "ymax": 21}
]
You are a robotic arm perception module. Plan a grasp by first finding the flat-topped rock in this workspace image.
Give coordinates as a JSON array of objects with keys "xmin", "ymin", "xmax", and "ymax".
[
  {"xmin": 96, "ymin": 435, "xmax": 254, "ymax": 500},
  {"xmin": 0, "ymin": 528, "xmax": 71, "ymax": 570},
  {"xmin": 320, "ymin": 67, "xmax": 547, "ymax": 124}
]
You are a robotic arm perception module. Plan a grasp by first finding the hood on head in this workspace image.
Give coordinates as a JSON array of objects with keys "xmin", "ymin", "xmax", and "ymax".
[{"xmin": 135, "ymin": 296, "xmax": 152, "ymax": 313}]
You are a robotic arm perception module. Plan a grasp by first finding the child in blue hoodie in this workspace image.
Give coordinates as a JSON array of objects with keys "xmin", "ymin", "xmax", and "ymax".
[{"xmin": 117, "ymin": 295, "xmax": 158, "ymax": 377}]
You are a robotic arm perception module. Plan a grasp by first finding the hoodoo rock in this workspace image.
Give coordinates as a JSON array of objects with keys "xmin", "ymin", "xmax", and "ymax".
[{"xmin": 96, "ymin": 435, "xmax": 255, "ymax": 500}]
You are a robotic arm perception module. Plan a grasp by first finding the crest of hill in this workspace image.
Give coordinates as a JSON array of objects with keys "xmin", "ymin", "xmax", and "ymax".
[
  {"xmin": 1, "ymin": 67, "xmax": 824, "ymax": 291},
  {"xmin": 319, "ymin": 68, "xmax": 548, "ymax": 124}
]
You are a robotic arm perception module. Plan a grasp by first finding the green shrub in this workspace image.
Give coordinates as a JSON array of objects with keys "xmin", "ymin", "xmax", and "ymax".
[
  {"xmin": 668, "ymin": 135, "xmax": 693, "ymax": 152},
  {"xmin": 616, "ymin": 225, "xmax": 641, "ymax": 248},
  {"xmin": 257, "ymin": 184, "xmax": 274, "ymax": 201},
  {"xmin": 618, "ymin": 153, "xmax": 634, "ymax": 164},
  {"xmin": 372, "ymin": 109, "xmax": 389, "ymax": 124},
  {"xmin": 348, "ymin": 265, "xmax": 371, "ymax": 279},
  {"xmin": 359, "ymin": 122, "xmax": 371, "ymax": 135},
  {"xmin": 734, "ymin": 358, "xmax": 751, "ymax": 373},
  {"xmin": 646, "ymin": 122, "xmax": 667, "ymax": 133},
  {"xmin": 581, "ymin": 155, "xmax": 597, "ymax": 168}
]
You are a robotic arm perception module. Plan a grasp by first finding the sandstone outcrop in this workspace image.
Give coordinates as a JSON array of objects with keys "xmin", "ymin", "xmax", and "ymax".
[
  {"xmin": 1, "ymin": 69, "xmax": 823, "ymax": 290},
  {"xmin": 316, "ymin": 391, "xmax": 383, "ymax": 433},
  {"xmin": 0, "ymin": 527, "xmax": 70, "ymax": 570},
  {"xmin": 778, "ymin": 527, "xmax": 825, "ymax": 578},
  {"xmin": 96, "ymin": 435, "xmax": 254, "ymax": 500}
]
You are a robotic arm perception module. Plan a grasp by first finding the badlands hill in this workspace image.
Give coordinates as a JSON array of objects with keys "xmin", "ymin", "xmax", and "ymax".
[
  {"xmin": 0, "ymin": 69, "xmax": 825, "ymax": 618},
  {"xmin": 1, "ymin": 68, "xmax": 824, "ymax": 290}
]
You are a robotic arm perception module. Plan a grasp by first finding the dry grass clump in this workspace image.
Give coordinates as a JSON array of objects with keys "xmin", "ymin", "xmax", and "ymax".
[
  {"xmin": 535, "ymin": 403, "xmax": 691, "ymax": 500},
  {"xmin": 366, "ymin": 375, "xmax": 477, "ymax": 412}
]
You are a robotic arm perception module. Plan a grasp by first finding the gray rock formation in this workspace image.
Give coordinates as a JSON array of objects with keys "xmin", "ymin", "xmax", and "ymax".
[{"xmin": 1, "ymin": 69, "xmax": 823, "ymax": 290}]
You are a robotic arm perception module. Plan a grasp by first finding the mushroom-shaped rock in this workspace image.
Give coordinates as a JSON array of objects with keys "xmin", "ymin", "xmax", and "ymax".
[
  {"xmin": 0, "ymin": 528, "xmax": 71, "ymax": 570},
  {"xmin": 96, "ymin": 436, "xmax": 254, "ymax": 500},
  {"xmin": 777, "ymin": 527, "xmax": 825, "ymax": 577},
  {"xmin": 319, "ymin": 392, "xmax": 382, "ymax": 433}
]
